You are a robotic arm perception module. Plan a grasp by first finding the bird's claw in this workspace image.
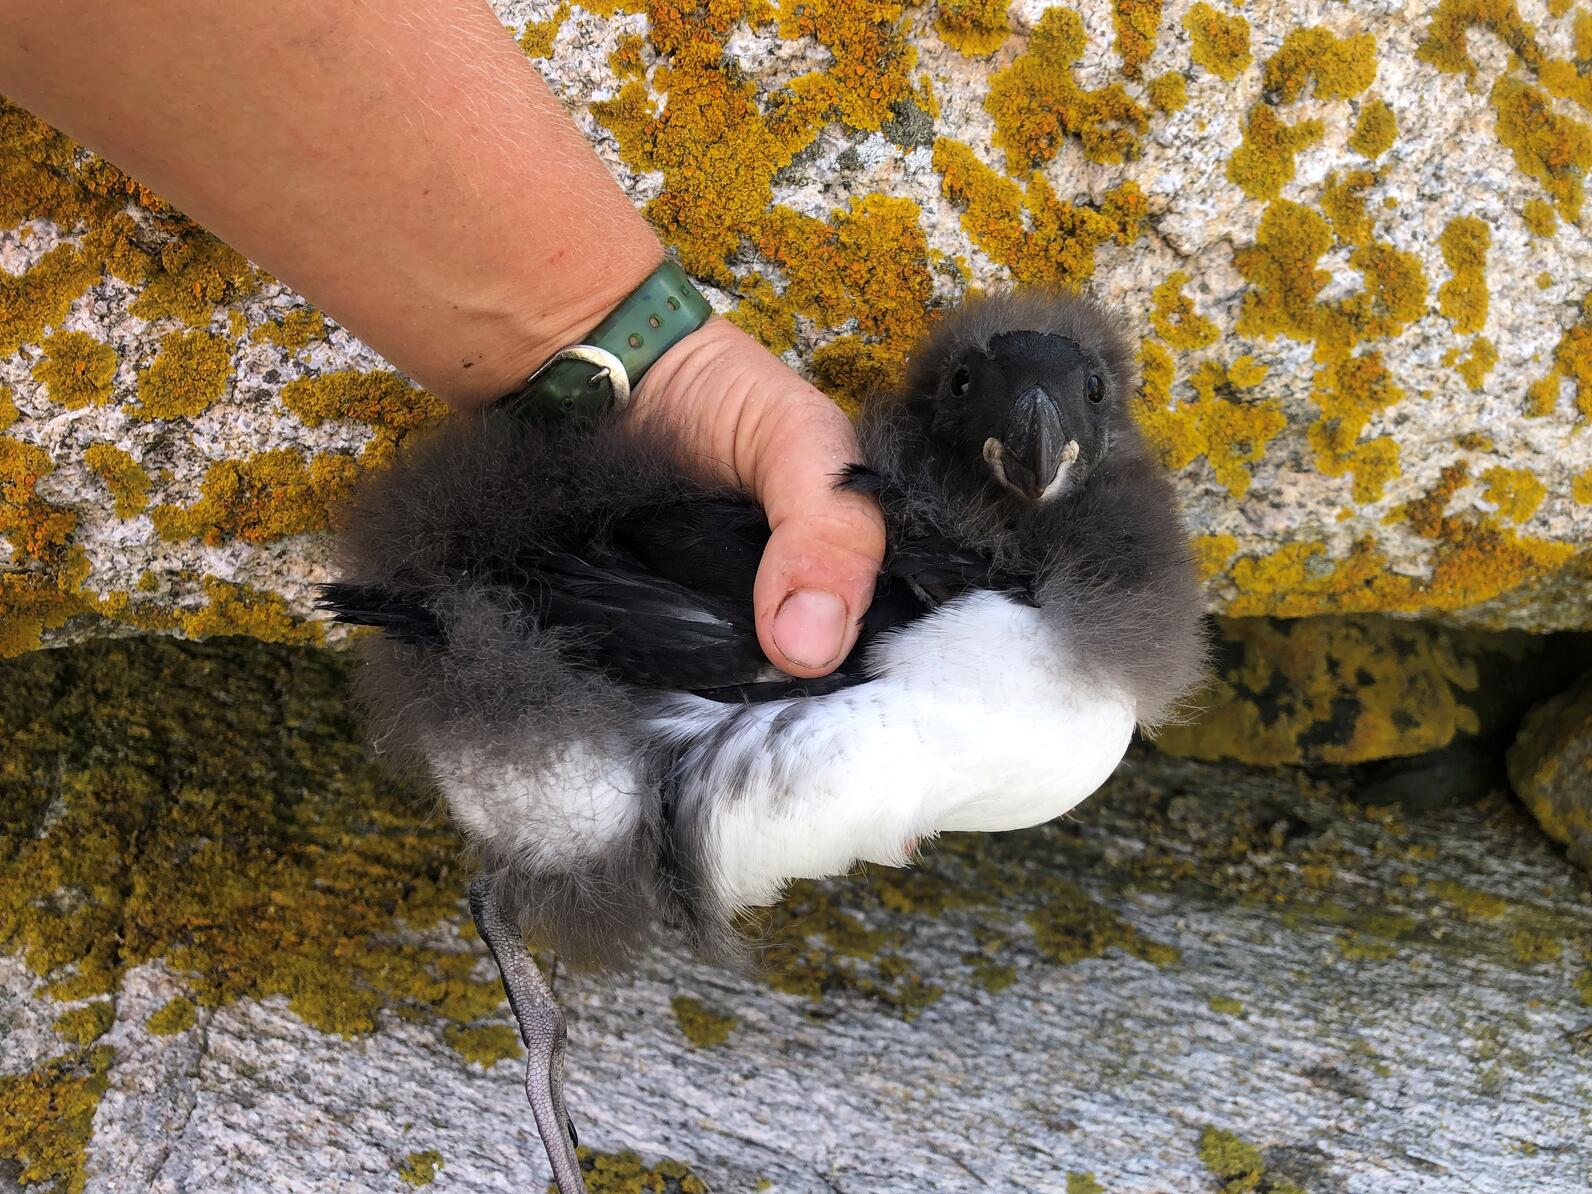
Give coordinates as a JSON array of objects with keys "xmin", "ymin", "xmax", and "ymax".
[{"xmin": 469, "ymin": 875, "xmax": 588, "ymax": 1193}]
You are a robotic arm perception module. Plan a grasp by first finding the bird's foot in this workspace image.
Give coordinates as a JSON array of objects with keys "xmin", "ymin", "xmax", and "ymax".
[{"xmin": 468, "ymin": 875, "xmax": 587, "ymax": 1193}]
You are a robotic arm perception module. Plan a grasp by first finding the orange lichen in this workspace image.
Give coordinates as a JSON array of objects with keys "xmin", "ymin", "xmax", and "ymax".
[
  {"xmin": 1417, "ymin": 0, "xmax": 1541, "ymax": 77},
  {"xmin": 1264, "ymin": 27, "xmax": 1378, "ymax": 104},
  {"xmin": 82, "ymin": 444, "xmax": 151, "ymax": 519},
  {"xmin": 30, "ymin": 330, "xmax": 116, "ymax": 410},
  {"xmin": 1113, "ymin": 0, "xmax": 1162, "ymax": 79},
  {"xmin": 127, "ymin": 233, "xmax": 256, "ymax": 327},
  {"xmin": 1308, "ymin": 352, "xmax": 1404, "ymax": 503},
  {"xmin": 1437, "ymin": 215, "xmax": 1491, "ymax": 334},
  {"xmin": 151, "ymin": 449, "xmax": 360, "ymax": 547},
  {"xmin": 934, "ymin": 0, "xmax": 1009, "ymax": 56},
  {"xmin": 518, "ymin": 2, "xmax": 571, "ymax": 57},
  {"xmin": 1320, "ymin": 170, "xmax": 1375, "ymax": 246},
  {"xmin": 1147, "ymin": 72, "xmax": 1188, "ymax": 113},
  {"xmin": 1183, "ymin": 3, "xmax": 1252, "ymax": 81},
  {"xmin": 1348, "ymin": 96, "xmax": 1398, "ymax": 159},
  {"xmin": 731, "ymin": 195, "xmax": 934, "ymax": 408},
  {"xmin": 1227, "ymin": 104, "xmax": 1324, "ymax": 201},
  {"xmin": 131, "ymin": 330, "xmax": 232, "ymax": 421},
  {"xmin": 985, "ymin": 7, "xmax": 1148, "ymax": 167},
  {"xmin": 1150, "ymin": 270, "xmax": 1218, "ymax": 349},
  {"xmin": 1481, "ymin": 466, "xmax": 1547, "ymax": 522},
  {"xmin": 1490, "ymin": 77, "xmax": 1592, "ymax": 220},
  {"xmin": 251, "ymin": 308, "xmax": 327, "ymax": 351},
  {"xmin": 775, "ymin": 0, "xmax": 918, "ymax": 132},
  {"xmin": 933, "ymin": 138, "xmax": 1144, "ymax": 292}
]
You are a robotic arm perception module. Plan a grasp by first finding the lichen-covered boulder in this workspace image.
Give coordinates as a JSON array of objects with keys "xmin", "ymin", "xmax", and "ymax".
[
  {"xmin": 1156, "ymin": 614, "xmax": 1587, "ymax": 766},
  {"xmin": 2, "ymin": 0, "xmax": 1592, "ymax": 660},
  {"xmin": 1508, "ymin": 673, "xmax": 1592, "ymax": 870},
  {"xmin": 4, "ymin": 637, "xmax": 1591, "ymax": 1192}
]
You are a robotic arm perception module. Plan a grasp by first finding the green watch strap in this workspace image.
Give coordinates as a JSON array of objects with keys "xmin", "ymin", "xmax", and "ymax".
[{"xmin": 497, "ymin": 258, "xmax": 713, "ymax": 422}]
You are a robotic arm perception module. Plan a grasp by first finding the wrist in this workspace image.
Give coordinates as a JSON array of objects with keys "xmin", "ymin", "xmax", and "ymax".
[{"xmin": 432, "ymin": 236, "xmax": 667, "ymax": 411}]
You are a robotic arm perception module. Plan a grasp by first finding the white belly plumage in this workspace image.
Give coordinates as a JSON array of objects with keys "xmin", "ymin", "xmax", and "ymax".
[{"xmin": 432, "ymin": 590, "xmax": 1137, "ymax": 915}]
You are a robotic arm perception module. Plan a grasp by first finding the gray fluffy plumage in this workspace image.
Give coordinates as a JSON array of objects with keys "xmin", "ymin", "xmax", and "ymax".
[{"xmin": 329, "ymin": 290, "xmax": 1208, "ymax": 971}]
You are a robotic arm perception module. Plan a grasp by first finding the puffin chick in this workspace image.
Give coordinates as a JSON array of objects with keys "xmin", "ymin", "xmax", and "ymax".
[{"xmin": 319, "ymin": 289, "xmax": 1208, "ymax": 1191}]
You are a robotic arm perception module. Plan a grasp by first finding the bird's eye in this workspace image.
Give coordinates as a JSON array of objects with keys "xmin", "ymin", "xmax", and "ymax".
[
  {"xmin": 1087, "ymin": 373, "xmax": 1105, "ymax": 404},
  {"xmin": 949, "ymin": 365, "xmax": 972, "ymax": 397}
]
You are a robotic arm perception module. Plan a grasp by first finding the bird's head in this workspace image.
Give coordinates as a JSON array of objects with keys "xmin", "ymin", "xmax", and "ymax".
[{"xmin": 896, "ymin": 293, "xmax": 1138, "ymax": 509}]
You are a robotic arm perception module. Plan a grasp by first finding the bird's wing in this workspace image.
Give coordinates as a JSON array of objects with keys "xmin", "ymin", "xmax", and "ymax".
[
  {"xmin": 610, "ymin": 499, "xmax": 770, "ymax": 604},
  {"xmin": 316, "ymin": 583, "xmax": 445, "ymax": 646}
]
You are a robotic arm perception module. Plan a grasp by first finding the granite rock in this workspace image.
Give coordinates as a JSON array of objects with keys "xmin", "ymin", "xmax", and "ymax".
[
  {"xmin": 1509, "ymin": 672, "xmax": 1592, "ymax": 872},
  {"xmin": 3, "ymin": 0, "xmax": 1592, "ymax": 658}
]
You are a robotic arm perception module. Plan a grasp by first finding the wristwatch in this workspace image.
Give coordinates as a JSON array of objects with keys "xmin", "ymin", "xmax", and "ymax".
[{"xmin": 496, "ymin": 258, "xmax": 714, "ymax": 422}]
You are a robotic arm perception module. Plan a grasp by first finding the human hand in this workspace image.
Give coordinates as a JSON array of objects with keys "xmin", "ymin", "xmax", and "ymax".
[{"xmin": 633, "ymin": 316, "xmax": 886, "ymax": 679}]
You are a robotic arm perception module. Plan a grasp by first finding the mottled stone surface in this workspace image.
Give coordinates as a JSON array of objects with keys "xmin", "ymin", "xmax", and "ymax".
[
  {"xmin": 3, "ymin": 0, "xmax": 1592, "ymax": 659},
  {"xmin": 1156, "ymin": 614, "xmax": 1590, "ymax": 766},
  {"xmin": 1509, "ymin": 673, "xmax": 1592, "ymax": 872},
  {"xmin": 3, "ymin": 638, "xmax": 1591, "ymax": 1193}
]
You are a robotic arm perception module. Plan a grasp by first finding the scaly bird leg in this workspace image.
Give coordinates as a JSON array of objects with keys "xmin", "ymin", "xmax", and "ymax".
[{"xmin": 468, "ymin": 875, "xmax": 587, "ymax": 1193}]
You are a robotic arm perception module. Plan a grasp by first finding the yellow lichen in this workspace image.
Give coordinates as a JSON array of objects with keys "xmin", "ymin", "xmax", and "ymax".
[
  {"xmin": 1348, "ymin": 96, "xmax": 1398, "ymax": 159},
  {"xmin": 569, "ymin": 1148, "xmax": 708, "ymax": 1194},
  {"xmin": 1028, "ymin": 880, "xmax": 1178, "ymax": 966},
  {"xmin": 1437, "ymin": 215, "xmax": 1491, "ymax": 335},
  {"xmin": 1113, "ymin": 0, "xmax": 1162, "ymax": 79},
  {"xmin": 443, "ymin": 1023, "xmax": 520, "ymax": 1067},
  {"xmin": 934, "ymin": 0, "xmax": 1009, "ymax": 56},
  {"xmin": 1227, "ymin": 104, "xmax": 1324, "ymax": 201},
  {"xmin": 518, "ymin": 2, "xmax": 570, "ymax": 57},
  {"xmin": 251, "ymin": 308, "xmax": 327, "ymax": 351},
  {"xmin": 151, "ymin": 448, "xmax": 359, "ymax": 546},
  {"xmin": 1572, "ymin": 466, "xmax": 1592, "ymax": 504},
  {"xmin": 1183, "ymin": 3, "xmax": 1252, "ymax": 81},
  {"xmin": 279, "ymin": 369, "xmax": 447, "ymax": 466},
  {"xmin": 1264, "ymin": 26, "xmax": 1378, "ymax": 104},
  {"xmin": 1537, "ymin": 271, "xmax": 1554, "ymax": 289},
  {"xmin": 1482, "ymin": 465, "xmax": 1547, "ymax": 522},
  {"xmin": 1309, "ymin": 352, "xmax": 1404, "ymax": 503},
  {"xmin": 53, "ymin": 1000, "xmax": 114, "ymax": 1046},
  {"xmin": 127, "ymin": 233, "xmax": 256, "ymax": 327},
  {"xmin": 1150, "ymin": 270, "xmax": 1219, "ymax": 350},
  {"xmin": 0, "ymin": 436, "xmax": 76, "ymax": 564},
  {"xmin": 1417, "ymin": 0, "xmax": 1541, "ymax": 77},
  {"xmin": 1147, "ymin": 72, "xmax": 1188, "ymax": 112},
  {"xmin": 1320, "ymin": 169, "xmax": 1375, "ymax": 246},
  {"xmin": 1193, "ymin": 533, "xmax": 1239, "ymax": 581},
  {"xmin": 775, "ymin": 0, "xmax": 916, "ymax": 132},
  {"xmin": 132, "ymin": 330, "xmax": 232, "ymax": 421},
  {"xmin": 0, "ymin": 1045, "xmax": 113, "ymax": 1194},
  {"xmin": 1490, "ymin": 77, "xmax": 1592, "ymax": 220},
  {"xmin": 177, "ymin": 578, "xmax": 324, "ymax": 645},
  {"xmin": 1133, "ymin": 345, "xmax": 1286, "ymax": 499},
  {"xmin": 1527, "ymin": 293, "xmax": 1592, "ymax": 421},
  {"xmin": 31, "ymin": 330, "xmax": 117, "ymax": 410},
  {"xmin": 1452, "ymin": 335, "xmax": 1498, "ymax": 389},
  {"xmin": 670, "ymin": 994, "xmax": 738, "ymax": 1047},
  {"xmin": 1522, "ymin": 196, "xmax": 1558, "ymax": 236},
  {"xmin": 397, "ymin": 1149, "xmax": 445, "ymax": 1188},
  {"xmin": 0, "ymin": 389, "xmax": 15, "ymax": 430},
  {"xmin": 0, "ymin": 242, "xmax": 101, "ymax": 359},
  {"xmin": 146, "ymin": 996, "xmax": 196, "ymax": 1036},
  {"xmin": 82, "ymin": 444, "xmax": 151, "ymax": 519},
  {"xmin": 933, "ymin": 138, "xmax": 1144, "ymax": 293},
  {"xmin": 730, "ymin": 195, "xmax": 935, "ymax": 408},
  {"xmin": 985, "ymin": 7, "xmax": 1148, "ymax": 167}
]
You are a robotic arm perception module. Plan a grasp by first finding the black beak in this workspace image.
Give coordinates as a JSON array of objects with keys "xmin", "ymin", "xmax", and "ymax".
[{"xmin": 982, "ymin": 386, "xmax": 1080, "ymax": 502}]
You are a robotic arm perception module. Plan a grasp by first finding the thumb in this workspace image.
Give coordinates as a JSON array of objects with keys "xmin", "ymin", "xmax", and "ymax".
[
  {"xmin": 748, "ymin": 396, "xmax": 885, "ymax": 676},
  {"xmin": 635, "ymin": 318, "xmax": 884, "ymax": 678}
]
